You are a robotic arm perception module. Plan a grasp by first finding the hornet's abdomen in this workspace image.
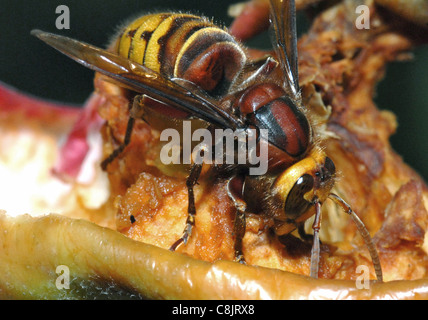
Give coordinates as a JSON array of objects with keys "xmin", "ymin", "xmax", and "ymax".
[{"xmin": 115, "ymin": 13, "xmax": 246, "ymax": 97}]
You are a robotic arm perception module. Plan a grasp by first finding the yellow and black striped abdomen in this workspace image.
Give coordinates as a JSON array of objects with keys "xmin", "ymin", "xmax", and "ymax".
[{"xmin": 115, "ymin": 13, "xmax": 246, "ymax": 96}]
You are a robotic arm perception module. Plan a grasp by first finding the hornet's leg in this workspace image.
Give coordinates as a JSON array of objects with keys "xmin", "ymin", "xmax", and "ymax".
[
  {"xmin": 101, "ymin": 95, "xmax": 144, "ymax": 170},
  {"xmin": 233, "ymin": 208, "xmax": 246, "ymax": 264},
  {"xmin": 169, "ymin": 163, "xmax": 203, "ymax": 251},
  {"xmin": 227, "ymin": 175, "xmax": 247, "ymax": 264}
]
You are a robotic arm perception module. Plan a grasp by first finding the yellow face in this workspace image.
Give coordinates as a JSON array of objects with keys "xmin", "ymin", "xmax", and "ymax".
[{"xmin": 272, "ymin": 146, "xmax": 336, "ymax": 235}]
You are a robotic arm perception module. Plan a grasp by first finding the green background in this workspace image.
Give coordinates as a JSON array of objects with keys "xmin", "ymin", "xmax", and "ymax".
[{"xmin": 0, "ymin": 0, "xmax": 427, "ymax": 181}]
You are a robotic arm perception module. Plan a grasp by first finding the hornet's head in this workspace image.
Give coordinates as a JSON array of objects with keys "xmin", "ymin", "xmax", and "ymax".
[{"xmin": 271, "ymin": 147, "xmax": 336, "ymax": 235}]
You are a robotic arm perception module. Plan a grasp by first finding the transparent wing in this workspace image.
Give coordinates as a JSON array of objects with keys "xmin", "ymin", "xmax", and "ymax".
[
  {"xmin": 269, "ymin": 0, "xmax": 300, "ymax": 100},
  {"xmin": 31, "ymin": 29, "xmax": 241, "ymax": 130}
]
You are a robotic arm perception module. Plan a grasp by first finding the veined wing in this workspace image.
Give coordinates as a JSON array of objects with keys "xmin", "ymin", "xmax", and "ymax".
[
  {"xmin": 269, "ymin": 0, "xmax": 300, "ymax": 101},
  {"xmin": 31, "ymin": 29, "xmax": 242, "ymax": 130}
]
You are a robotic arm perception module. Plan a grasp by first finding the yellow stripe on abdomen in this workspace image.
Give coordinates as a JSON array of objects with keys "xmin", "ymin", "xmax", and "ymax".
[
  {"xmin": 117, "ymin": 13, "xmax": 172, "ymax": 63},
  {"xmin": 144, "ymin": 14, "xmax": 205, "ymax": 74},
  {"xmin": 115, "ymin": 13, "xmax": 245, "ymax": 95}
]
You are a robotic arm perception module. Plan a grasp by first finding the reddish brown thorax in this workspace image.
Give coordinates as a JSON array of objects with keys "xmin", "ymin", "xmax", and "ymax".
[{"xmin": 237, "ymin": 83, "xmax": 311, "ymax": 167}]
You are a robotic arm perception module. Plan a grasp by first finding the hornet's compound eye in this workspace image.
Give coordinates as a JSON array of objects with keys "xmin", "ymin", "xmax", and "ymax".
[
  {"xmin": 322, "ymin": 156, "xmax": 335, "ymax": 182},
  {"xmin": 284, "ymin": 174, "xmax": 314, "ymax": 219}
]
